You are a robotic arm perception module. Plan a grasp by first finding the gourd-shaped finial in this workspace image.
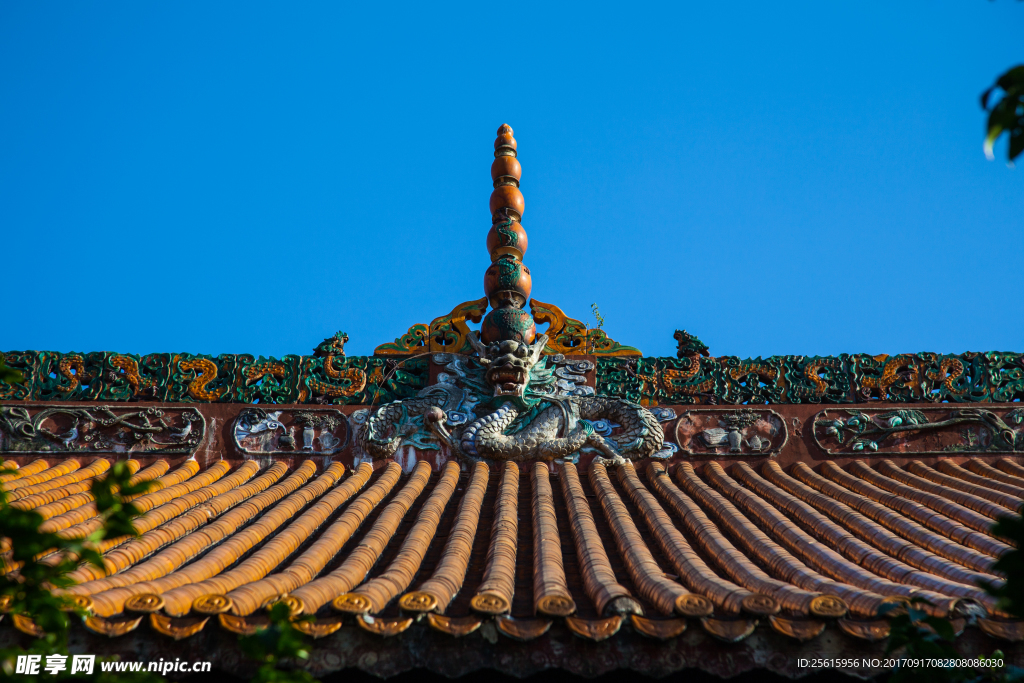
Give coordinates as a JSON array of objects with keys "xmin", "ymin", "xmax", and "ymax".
[{"xmin": 481, "ymin": 124, "xmax": 536, "ymax": 344}]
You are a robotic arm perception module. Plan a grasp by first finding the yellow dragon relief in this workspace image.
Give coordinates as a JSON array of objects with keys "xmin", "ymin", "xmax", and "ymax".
[
  {"xmin": 176, "ymin": 357, "xmax": 225, "ymax": 401},
  {"xmin": 661, "ymin": 356, "xmax": 716, "ymax": 395},
  {"xmin": 728, "ymin": 362, "xmax": 780, "ymax": 390},
  {"xmin": 245, "ymin": 361, "xmax": 288, "ymax": 386},
  {"xmin": 787, "ymin": 358, "xmax": 845, "ymax": 398},
  {"xmin": 55, "ymin": 355, "xmax": 88, "ymax": 393},
  {"xmin": 629, "ymin": 358, "xmax": 714, "ymax": 405},
  {"xmin": 925, "ymin": 357, "xmax": 966, "ymax": 395},
  {"xmin": 301, "ymin": 332, "xmax": 367, "ymax": 401},
  {"xmin": 656, "ymin": 330, "xmax": 715, "ymax": 399},
  {"xmin": 858, "ymin": 354, "xmax": 964, "ymax": 399},
  {"xmin": 56, "ymin": 354, "xmax": 158, "ymax": 396},
  {"xmin": 110, "ymin": 355, "xmax": 155, "ymax": 394},
  {"xmin": 859, "ymin": 355, "xmax": 917, "ymax": 398}
]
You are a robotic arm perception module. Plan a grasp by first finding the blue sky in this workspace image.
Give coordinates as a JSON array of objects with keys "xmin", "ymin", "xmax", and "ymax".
[{"xmin": 2, "ymin": 2, "xmax": 1021, "ymax": 359}]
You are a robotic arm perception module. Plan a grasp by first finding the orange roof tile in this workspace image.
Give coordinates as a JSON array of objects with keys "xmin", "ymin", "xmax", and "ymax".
[{"xmin": 2, "ymin": 454, "xmax": 1021, "ymax": 654}]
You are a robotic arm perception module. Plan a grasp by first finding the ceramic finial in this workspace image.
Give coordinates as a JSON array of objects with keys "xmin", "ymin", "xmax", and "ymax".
[{"xmin": 481, "ymin": 124, "xmax": 535, "ymax": 344}]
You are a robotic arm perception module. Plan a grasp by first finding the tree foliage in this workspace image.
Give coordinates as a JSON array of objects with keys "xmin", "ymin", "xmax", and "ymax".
[
  {"xmin": 982, "ymin": 65, "xmax": 1024, "ymax": 163},
  {"xmin": 0, "ymin": 462, "xmax": 160, "ymax": 682},
  {"xmin": 0, "ymin": 357, "xmax": 22, "ymax": 386},
  {"xmin": 984, "ymin": 504, "xmax": 1024, "ymax": 618},
  {"xmin": 238, "ymin": 603, "xmax": 318, "ymax": 683},
  {"xmin": 883, "ymin": 599, "xmax": 972, "ymax": 683}
]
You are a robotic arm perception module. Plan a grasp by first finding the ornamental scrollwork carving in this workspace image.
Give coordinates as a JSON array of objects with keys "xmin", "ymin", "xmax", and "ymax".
[
  {"xmin": 530, "ymin": 299, "xmax": 641, "ymax": 356},
  {"xmin": 374, "ymin": 298, "xmax": 489, "ymax": 355},
  {"xmin": 372, "ymin": 297, "xmax": 642, "ymax": 357}
]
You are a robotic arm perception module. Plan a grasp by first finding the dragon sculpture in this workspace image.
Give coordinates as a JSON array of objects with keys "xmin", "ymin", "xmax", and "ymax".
[
  {"xmin": 305, "ymin": 331, "xmax": 367, "ymax": 400},
  {"xmin": 358, "ymin": 332, "xmax": 668, "ymax": 463}
]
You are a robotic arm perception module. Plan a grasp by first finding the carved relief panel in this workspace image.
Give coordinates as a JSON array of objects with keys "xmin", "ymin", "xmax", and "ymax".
[{"xmin": 673, "ymin": 408, "xmax": 788, "ymax": 457}]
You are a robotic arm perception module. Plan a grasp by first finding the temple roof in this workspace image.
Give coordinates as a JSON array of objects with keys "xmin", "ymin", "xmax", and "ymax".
[{"xmin": 1, "ymin": 124, "xmax": 1022, "ymax": 679}]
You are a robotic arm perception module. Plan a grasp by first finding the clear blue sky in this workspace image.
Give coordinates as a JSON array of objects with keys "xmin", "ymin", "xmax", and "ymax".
[{"xmin": 2, "ymin": 2, "xmax": 1021, "ymax": 359}]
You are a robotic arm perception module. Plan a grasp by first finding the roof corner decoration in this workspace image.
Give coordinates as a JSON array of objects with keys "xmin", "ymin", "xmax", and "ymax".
[
  {"xmin": 373, "ymin": 298, "xmax": 489, "ymax": 356},
  {"xmin": 531, "ymin": 299, "xmax": 641, "ymax": 356}
]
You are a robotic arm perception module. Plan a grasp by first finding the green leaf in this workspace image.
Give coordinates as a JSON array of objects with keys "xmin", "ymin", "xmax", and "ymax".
[
  {"xmin": 1009, "ymin": 127, "xmax": 1024, "ymax": 162},
  {"xmin": 996, "ymin": 66, "xmax": 1024, "ymax": 93},
  {"xmin": 921, "ymin": 616, "xmax": 956, "ymax": 642},
  {"xmin": 982, "ymin": 85, "xmax": 998, "ymax": 110},
  {"xmin": 0, "ymin": 448, "xmax": 155, "ymax": 675},
  {"xmin": 982, "ymin": 65, "xmax": 1024, "ymax": 163},
  {"xmin": 984, "ymin": 505, "xmax": 1024, "ymax": 618}
]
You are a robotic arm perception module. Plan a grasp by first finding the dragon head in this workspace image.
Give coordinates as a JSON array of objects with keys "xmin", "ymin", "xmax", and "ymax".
[
  {"xmin": 314, "ymin": 331, "xmax": 349, "ymax": 358},
  {"xmin": 469, "ymin": 332, "xmax": 549, "ymax": 399},
  {"xmin": 674, "ymin": 330, "xmax": 710, "ymax": 358}
]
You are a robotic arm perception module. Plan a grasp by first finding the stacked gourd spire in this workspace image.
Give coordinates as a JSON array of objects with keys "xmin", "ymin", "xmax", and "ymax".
[{"xmin": 480, "ymin": 124, "xmax": 537, "ymax": 345}]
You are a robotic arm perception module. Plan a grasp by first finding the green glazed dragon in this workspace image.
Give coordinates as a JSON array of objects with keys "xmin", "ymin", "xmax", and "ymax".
[{"xmin": 358, "ymin": 332, "xmax": 670, "ymax": 463}]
